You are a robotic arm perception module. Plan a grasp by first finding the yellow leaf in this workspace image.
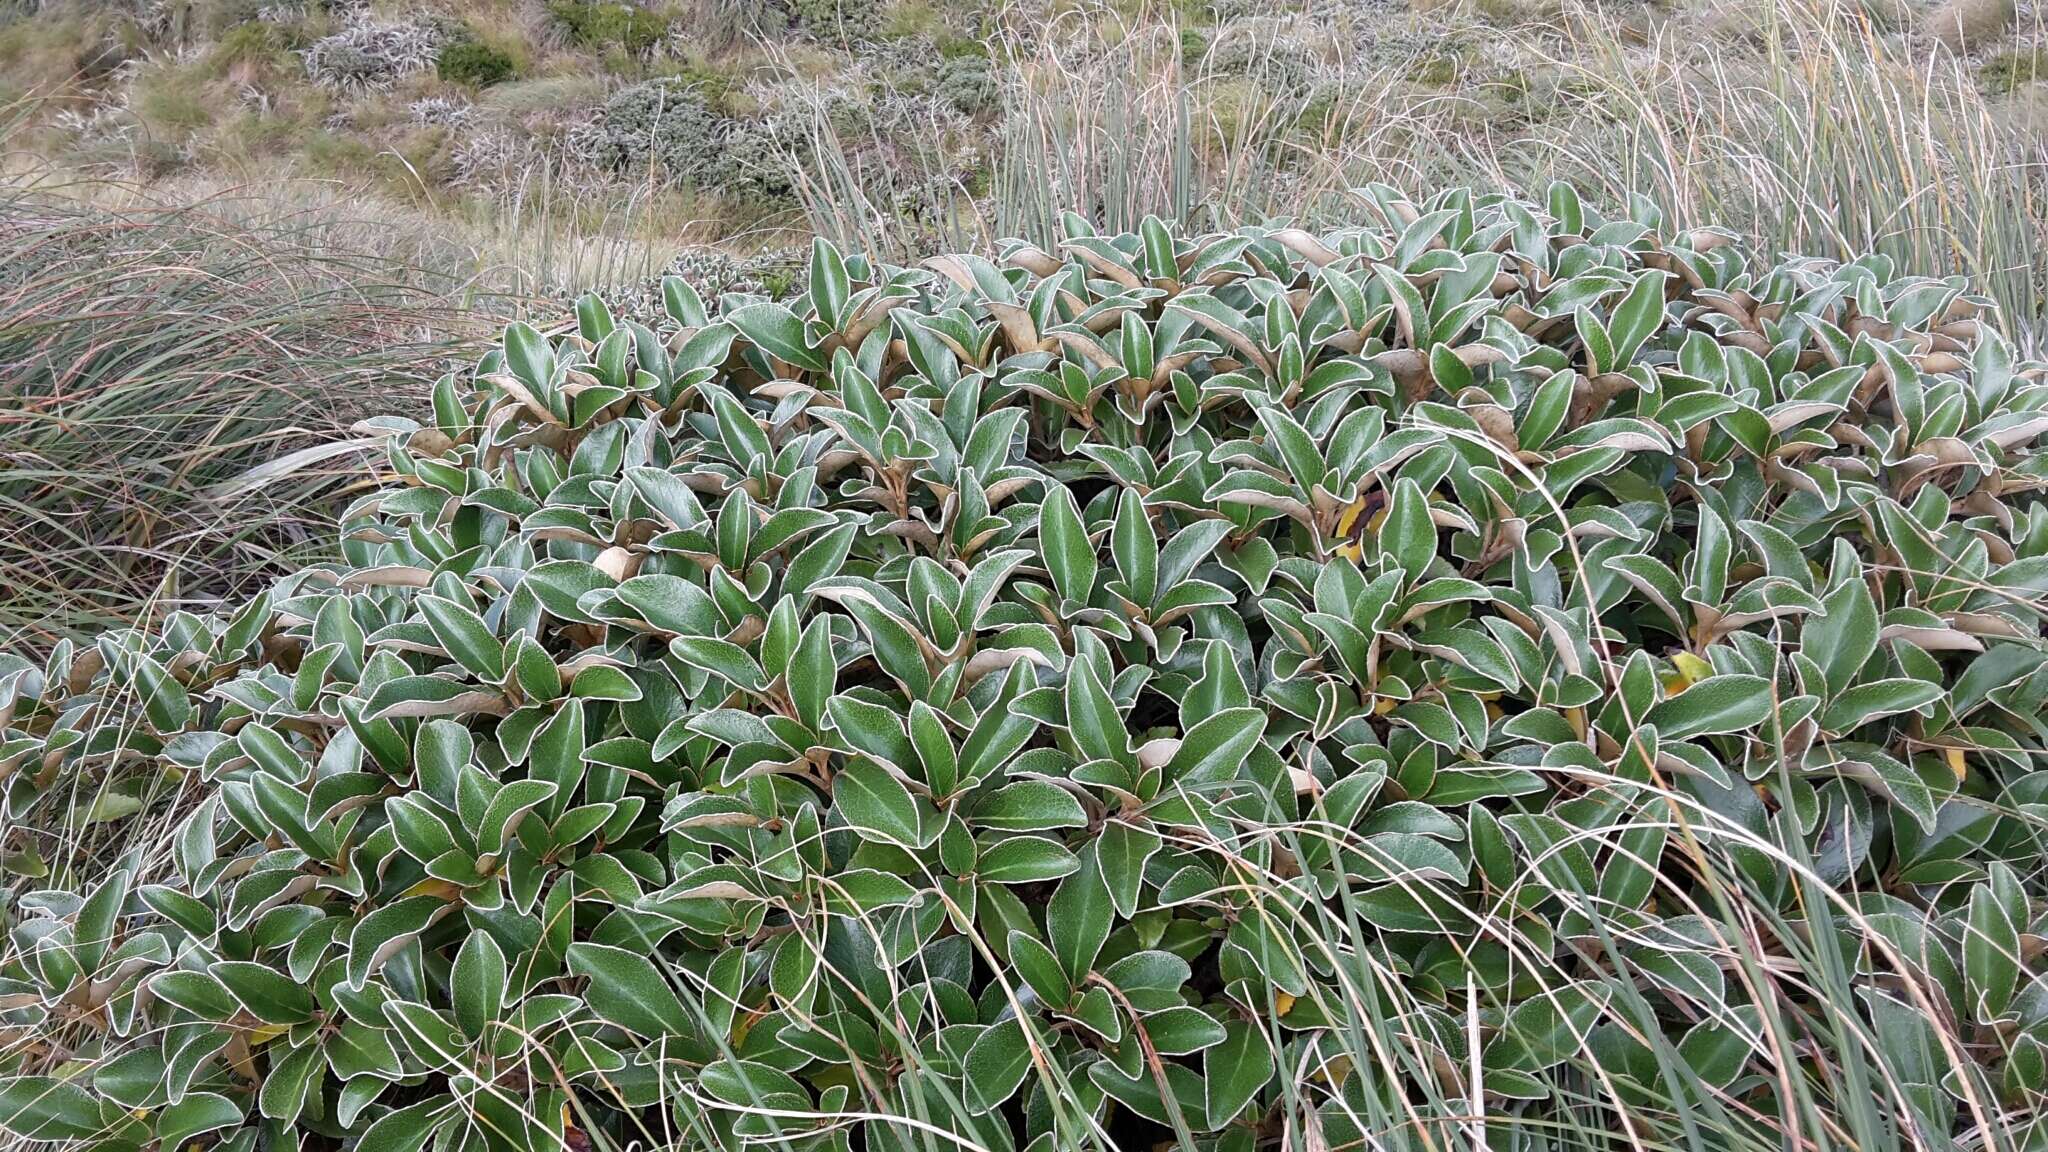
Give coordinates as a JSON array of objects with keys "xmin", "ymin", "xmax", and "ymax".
[
  {"xmin": 1944, "ymin": 746, "xmax": 1967, "ymax": 782},
  {"xmin": 402, "ymin": 878, "xmax": 465, "ymax": 901},
  {"xmin": 1274, "ymin": 991, "xmax": 1296, "ymax": 1016},
  {"xmin": 1564, "ymin": 707, "xmax": 1586, "ymax": 741},
  {"xmin": 246, "ymin": 1024, "xmax": 288, "ymax": 1047},
  {"xmin": 1372, "ymin": 696, "xmax": 1397, "ymax": 716},
  {"xmin": 1336, "ymin": 497, "xmax": 1369, "ymax": 536},
  {"xmin": 1664, "ymin": 653, "xmax": 1713, "ymax": 695}
]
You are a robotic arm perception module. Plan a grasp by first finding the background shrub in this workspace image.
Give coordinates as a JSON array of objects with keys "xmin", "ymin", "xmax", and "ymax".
[
  {"xmin": 574, "ymin": 75, "xmax": 716, "ymax": 175},
  {"xmin": 436, "ymin": 37, "xmax": 516, "ymax": 87},
  {"xmin": 4, "ymin": 190, "xmax": 2048, "ymax": 1152},
  {"xmin": 546, "ymin": 0, "xmax": 672, "ymax": 55},
  {"xmin": 792, "ymin": 0, "xmax": 884, "ymax": 45}
]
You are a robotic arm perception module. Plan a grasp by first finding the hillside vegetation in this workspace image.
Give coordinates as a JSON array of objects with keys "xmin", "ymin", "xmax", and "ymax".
[{"xmin": 3, "ymin": 0, "xmax": 2045, "ymax": 328}]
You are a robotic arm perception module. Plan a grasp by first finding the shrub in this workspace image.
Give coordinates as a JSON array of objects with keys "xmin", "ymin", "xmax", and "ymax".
[
  {"xmin": 933, "ymin": 52, "xmax": 998, "ymax": 115},
  {"xmin": 436, "ymin": 38, "xmax": 516, "ymax": 87},
  {"xmin": 573, "ymin": 75, "xmax": 718, "ymax": 176},
  {"xmin": 792, "ymin": 0, "xmax": 884, "ymax": 45},
  {"xmin": 546, "ymin": 0, "xmax": 672, "ymax": 55},
  {"xmin": 6, "ymin": 188, "xmax": 2048, "ymax": 1151},
  {"xmin": 573, "ymin": 77, "xmax": 790, "ymax": 198}
]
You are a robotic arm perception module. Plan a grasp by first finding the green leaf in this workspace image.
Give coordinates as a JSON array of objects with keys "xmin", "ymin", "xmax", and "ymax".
[
  {"xmin": 1803, "ymin": 575, "xmax": 1879, "ymax": 699},
  {"xmin": 1095, "ymin": 820, "xmax": 1160, "ymax": 919},
  {"xmin": 728, "ymin": 302, "xmax": 826, "ymax": 372},
  {"xmin": 1164, "ymin": 707, "xmax": 1266, "ymax": 786},
  {"xmin": 418, "ymin": 595, "xmax": 504, "ymax": 682},
  {"xmin": 1039, "ymin": 482, "xmax": 1097, "ymax": 606},
  {"xmin": 1112, "ymin": 487, "xmax": 1160, "ymax": 606},
  {"xmin": 1378, "ymin": 478, "xmax": 1434, "ymax": 574},
  {"xmin": 1205, "ymin": 1019, "xmax": 1275, "ymax": 1128},
  {"xmin": 258, "ymin": 1040, "xmax": 321, "ymax": 1123},
  {"xmin": 452, "ymin": 929, "xmax": 507, "ymax": 1040},
  {"xmin": 971, "ymin": 780, "xmax": 1088, "ymax": 831},
  {"xmin": 978, "ymin": 836, "xmax": 1081, "ymax": 884},
  {"xmin": 1064, "ymin": 644, "xmax": 1130, "ymax": 769},
  {"xmin": 832, "ymin": 760, "xmax": 934, "ymax": 849},
  {"xmin": 668, "ymin": 635, "xmax": 767, "ymax": 693},
  {"xmin": 133, "ymin": 654, "xmax": 191, "ymax": 732},
  {"xmin": 155, "ymin": 1091, "xmax": 244, "ymax": 1148},
  {"xmin": 1006, "ymin": 929, "xmax": 1074, "ymax": 1006},
  {"xmin": 1819, "ymin": 678, "xmax": 1944, "ymax": 733},
  {"xmin": 355, "ymin": 1097, "xmax": 449, "ymax": 1152},
  {"xmin": 1645, "ymin": 674, "xmax": 1773, "ymax": 740},
  {"xmin": 1966, "ymin": 862, "xmax": 2024, "ymax": 1022},
  {"xmin": 963, "ymin": 1018, "xmax": 1034, "ymax": 1113},
  {"xmin": 809, "ymin": 237, "xmax": 850, "ymax": 329},
  {"xmin": 214, "ymin": 959, "xmax": 318, "ymax": 1024},
  {"xmin": 566, "ymin": 942, "xmax": 695, "ymax": 1038},
  {"xmin": 1047, "ymin": 846, "xmax": 1115, "ymax": 980},
  {"xmin": 0, "ymin": 1077, "xmax": 104, "ymax": 1141},
  {"xmin": 347, "ymin": 895, "xmax": 446, "ymax": 990}
]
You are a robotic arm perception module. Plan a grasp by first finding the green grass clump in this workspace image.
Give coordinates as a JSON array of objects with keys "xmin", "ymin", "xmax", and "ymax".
[{"xmin": 5, "ymin": 186, "xmax": 2048, "ymax": 1151}]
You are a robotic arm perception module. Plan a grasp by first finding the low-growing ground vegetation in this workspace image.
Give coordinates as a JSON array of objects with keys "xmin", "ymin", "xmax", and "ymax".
[{"xmin": 3, "ymin": 0, "xmax": 2048, "ymax": 1149}]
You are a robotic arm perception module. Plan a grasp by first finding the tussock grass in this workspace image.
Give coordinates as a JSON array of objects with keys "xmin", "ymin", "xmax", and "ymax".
[
  {"xmin": 0, "ymin": 171, "xmax": 483, "ymax": 651},
  {"xmin": 780, "ymin": 0, "xmax": 2045, "ymax": 349}
]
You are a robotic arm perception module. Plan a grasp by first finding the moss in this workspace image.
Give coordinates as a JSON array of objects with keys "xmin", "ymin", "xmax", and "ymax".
[
  {"xmin": 648, "ymin": 59, "xmax": 741, "ymax": 112},
  {"xmin": 1406, "ymin": 41, "xmax": 1480, "ymax": 89},
  {"xmin": 879, "ymin": 0, "xmax": 944, "ymax": 39},
  {"xmin": 1982, "ymin": 47, "xmax": 2047, "ymax": 94},
  {"xmin": 935, "ymin": 33, "xmax": 988, "ymax": 59},
  {"xmin": 437, "ymin": 38, "xmax": 517, "ymax": 87},
  {"xmin": 478, "ymin": 74, "xmax": 607, "ymax": 115}
]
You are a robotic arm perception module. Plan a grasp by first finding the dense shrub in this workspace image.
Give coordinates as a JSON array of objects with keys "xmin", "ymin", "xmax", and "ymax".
[
  {"xmin": 573, "ymin": 77, "xmax": 790, "ymax": 198},
  {"xmin": 573, "ymin": 76, "xmax": 715, "ymax": 174},
  {"xmin": 436, "ymin": 38, "xmax": 516, "ymax": 88},
  {"xmin": 5, "ymin": 187, "xmax": 2048, "ymax": 1152},
  {"xmin": 792, "ymin": 0, "xmax": 884, "ymax": 45},
  {"xmin": 545, "ymin": 0, "xmax": 671, "ymax": 55},
  {"xmin": 933, "ymin": 52, "xmax": 998, "ymax": 115}
]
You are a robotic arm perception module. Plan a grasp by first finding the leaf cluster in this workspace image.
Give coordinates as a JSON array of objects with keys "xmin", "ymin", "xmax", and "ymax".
[{"xmin": 5, "ymin": 185, "xmax": 2048, "ymax": 1152}]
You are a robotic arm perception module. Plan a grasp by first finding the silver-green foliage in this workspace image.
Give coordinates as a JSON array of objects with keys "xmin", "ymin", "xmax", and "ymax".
[
  {"xmin": 576, "ymin": 78, "xmax": 789, "ymax": 199},
  {"xmin": 5, "ymin": 184, "xmax": 2048, "ymax": 1151}
]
